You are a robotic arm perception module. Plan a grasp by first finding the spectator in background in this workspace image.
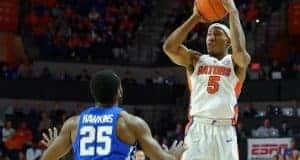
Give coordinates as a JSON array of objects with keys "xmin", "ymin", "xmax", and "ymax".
[
  {"xmin": 88, "ymin": 8, "xmax": 100, "ymax": 23},
  {"xmin": 39, "ymin": 67, "xmax": 53, "ymax": 80},
  {"xmin": 145, "ymin": 75, "xmax": 153, "ymax": 84},
  {"xmin": 38, "ymin": 112, "xmax": 51, "ymax": 133},
  {"xmin": 243, "ymin": 104, "xmax": 258, "ymax": 118},
  {"xmin": 270, "ymin": 60, "xmax": 283, "ymax": 80},
  {"xmin": 279, "ymin": 121, "xmax": 292, "ymax": 137},
  {"xmin": 236, "ymin": 121, "xmax": 248, "ymax": 141},
  {"xmin": 1, "ymin": 65, "xmax": 17, "ymax": 80},
  {"xmin": 161, "ymin": 137, "xmax": 169, "ymax": 147},
  {"xmin": 57, "ymin": 71, "xmax": 72, "ymax": 80},
  {"xmin": 26, "ymin": 139, "xmax": 43, "ymax": 160},
  {"xmin": 164, "ymin": 73, "xmax": 178, "ymax": 86},
  {"xmin": 244, "ymin": 0, "xmax": 259, "ymax": 31},
  {"xmin": 174, "ymin": 123, "xmax": 184, "ymax": 141},
  {"xmin": 266, "ymin": 105, "xmax": 282, "ymax": 117},
  {"xmin": 76, "ymin": 69, "xmax": 90, "ymax": 81},
  {"xmin": 5, "ymin": 121, "xmax": 33, "ymax": 150},
  {"xmin": 2, "ymin": 120, "xmax": 15, "ymax": 143},
  {"xmin": 122, "ymin": 70, "xmax": 137, "ymax": 85},
  {"xmin": 254, "ymin": 118, "xmax": 279, "ymax": 137},
  {"xmin": 120, "ymin": 15, "xmax": 134, "ymax": 33},
  {"xmin": 152, "ymin": 71, "xmax": 164, "ymax": 84},
  {"xmin": 135, "ymin": 150, "xmax": 146, "ymax": 160},
  {"xmin": 0, "ymin": 146, "xmax": 9, "ymax": 160},
  {"xmin": 17, "ymin": 62, "xmax": 33, "ymax": 80},
  {"xmin": 153, "ymin": 134, "xmax": 160, "ymax": 143},
  {"xmin": 95, "ymin": 0, "xmax": 106, "ymax": 13}
]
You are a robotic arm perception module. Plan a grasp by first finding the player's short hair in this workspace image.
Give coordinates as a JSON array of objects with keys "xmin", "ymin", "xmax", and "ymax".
[{"xmin": 90, "ymin": 70, "xmax": 121, "ymax": 104}]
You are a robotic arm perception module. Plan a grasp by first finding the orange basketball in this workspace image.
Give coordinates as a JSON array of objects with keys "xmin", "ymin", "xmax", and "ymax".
[{"xmin": 195, "ymin": 0, "xmax": 228, "ymax": 22}]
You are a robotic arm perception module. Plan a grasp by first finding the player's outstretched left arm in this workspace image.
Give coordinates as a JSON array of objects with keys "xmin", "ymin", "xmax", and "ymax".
[
  {"xmin": 124, "ymin": 113, "xmax": 185, "ymax": 160},
  {"xmin": 41, "ymin": 117, "xmax": 77, "ymax": 160},
  {"xmin": 221, "ymin": 0, "xmax": 251, "ymax": 81}
]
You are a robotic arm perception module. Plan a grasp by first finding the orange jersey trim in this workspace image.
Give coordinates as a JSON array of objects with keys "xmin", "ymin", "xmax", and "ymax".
[{"xmin": 234, "ymin": 80, "xmax": 243, "ymax": 97}]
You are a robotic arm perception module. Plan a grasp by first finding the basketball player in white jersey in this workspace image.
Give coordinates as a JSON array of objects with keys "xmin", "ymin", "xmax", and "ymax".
[{"xmin": 163, "ymin": 0, "xmax": 251, "ymax": 159}]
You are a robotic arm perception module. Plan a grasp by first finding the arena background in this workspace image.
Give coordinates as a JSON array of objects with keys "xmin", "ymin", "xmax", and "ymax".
[{"xmin": 0, "ymin": 0, "xmax": 300, "ymax": 160}]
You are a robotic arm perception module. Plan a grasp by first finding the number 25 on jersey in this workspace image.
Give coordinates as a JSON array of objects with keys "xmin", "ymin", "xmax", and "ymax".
[{"xmin": 80, "ymin": 126, "xmax": 113, "ymax": 156}]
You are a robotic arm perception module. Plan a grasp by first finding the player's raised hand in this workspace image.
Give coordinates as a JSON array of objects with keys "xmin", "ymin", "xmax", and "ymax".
[
  {"xmin": 163, "ymin": 140, "xmax": 186, "ymax": 160},
  {"xmin": 41, "ymin": 127, "xmax": 58, "ymax": 147},
  {"xmin": 220, "ymin": 0, "xmax": 238, "ymax": 13},
  {"xmin": 192, "ymin": 2, "xmax": 209, "ymax": 23}
]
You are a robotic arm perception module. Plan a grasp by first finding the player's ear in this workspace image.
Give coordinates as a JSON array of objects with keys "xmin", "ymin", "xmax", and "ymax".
[
  {"xmin": 118, "ymin": 86, "xmax": 123, "ymax": 98},
  {"xmin": 226, "ymin": 39, "xmax": 231, "ymax": 47}
]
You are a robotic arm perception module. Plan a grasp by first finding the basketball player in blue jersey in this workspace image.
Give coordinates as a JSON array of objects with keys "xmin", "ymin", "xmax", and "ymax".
[{"xmin": 41, "ymin": 70, "xmax": 185, "ymax": 160}]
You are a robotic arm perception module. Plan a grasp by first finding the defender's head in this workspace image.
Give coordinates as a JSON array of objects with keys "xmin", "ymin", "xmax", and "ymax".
[
  {"xmin": 206, "ymin": 23, "xmax": 231, "ymax": 57},
  {"xmin": 90, "ymin": 70, "xmax": 123, "ymax": 106}
]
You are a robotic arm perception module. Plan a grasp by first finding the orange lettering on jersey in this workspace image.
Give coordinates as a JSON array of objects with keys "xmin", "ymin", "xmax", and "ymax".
[{"xmin": 197, "ymin": 65, "xmax": 231, "ymax": 77}]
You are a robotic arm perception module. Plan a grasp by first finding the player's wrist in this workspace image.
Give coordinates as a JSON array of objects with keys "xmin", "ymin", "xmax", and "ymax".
[
  {"xmin": 190, "ymin": 14, "xmax": 202, "ymax": 24},
  {"xmin": 228, "ymin": 9, "xmax": 239, "ymax": 15}
]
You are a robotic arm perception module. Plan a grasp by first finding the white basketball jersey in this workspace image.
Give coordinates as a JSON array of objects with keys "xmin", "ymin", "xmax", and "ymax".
[{"xmin": 188, "ymin": 54, "xmax": 242, "ymax": 119}]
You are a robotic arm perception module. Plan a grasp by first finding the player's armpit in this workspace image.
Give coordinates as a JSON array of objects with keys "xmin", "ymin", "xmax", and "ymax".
[
  {"xmin": 41, "ymin": 117, "xmax": 75, "ymax": 160},
  {"xmin": 232, "ymin": 50, "xmax": 251, "ymax": 69},
  {"xmin": 127, "ymin": 115, "xmax": 182, "ymax": 160},
  {"xmin": 232, "ymin": 51, "xmax": 251, "ymax": 82}
]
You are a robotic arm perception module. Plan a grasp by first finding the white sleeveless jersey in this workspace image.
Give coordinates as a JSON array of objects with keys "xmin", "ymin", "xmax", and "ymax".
[{"xmin": 188, "ymin": 54, "xmax": 242, "ymax": 119}]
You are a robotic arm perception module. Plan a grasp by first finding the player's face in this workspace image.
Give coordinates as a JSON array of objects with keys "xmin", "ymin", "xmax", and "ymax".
[{"xmin": 206, "ymin": 27, "xmax": 230, "ymax": 57}]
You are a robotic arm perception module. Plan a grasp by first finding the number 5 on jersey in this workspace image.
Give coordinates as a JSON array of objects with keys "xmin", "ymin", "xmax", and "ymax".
[
  {"xmin": 80, "ymin": 126, "xmax": 113, "ymax": 156},
  {"xmin": 207, "ymin": 76, "xmax": 221, "ymax": 94}
]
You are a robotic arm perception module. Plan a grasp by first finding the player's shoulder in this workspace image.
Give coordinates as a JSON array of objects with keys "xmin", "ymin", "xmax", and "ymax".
[
  {"xmin": 119, "ymin": 111, "xmax": 141, "ymax": 123},
  {"xmin": 66, "ymin": 115, "xmax": 80, "ymax": 123},
  {"xmin": 119, "ymin": 111, "xmax": 146, "ymax": 129},
  {"xmin": 63, "ymin": 115, "xmax": 80, "ymax": 130}
]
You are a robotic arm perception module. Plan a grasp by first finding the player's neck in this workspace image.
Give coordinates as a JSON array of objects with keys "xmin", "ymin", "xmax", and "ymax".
[
  {"xmin": 95, "ymin": 102, "xmax": 118, "ymax": 108},
  {"xmin": 212, "ymin": 53, "xmax": 227, "ymax": 60},
  {"xmin": 212, "ymin": 49, "xmax": 228, "ymax": 60}
]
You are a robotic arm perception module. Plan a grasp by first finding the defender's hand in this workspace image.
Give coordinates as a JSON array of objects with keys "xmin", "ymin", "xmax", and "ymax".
[
  {"xmin": 41, "ymin": 127, "xmax": 58, "ymax": 147},
  {"xmin": 163, "ymin": 140, "xmax": 186, "ymax": 160},
  {"xmin": 220, "ymin": 0, "xmax": 238, "ymax": 13}
]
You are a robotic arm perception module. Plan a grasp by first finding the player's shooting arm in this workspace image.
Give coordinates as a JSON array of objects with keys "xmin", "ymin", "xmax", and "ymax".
[
  {"xmin": 129, "ymin": 116, "xmax": 184, "ymax": 160},
  {"xmin": 222, "ymin": 0, "xmax": 251, "ymax": 69},
  {"xmin": 163, "ymin": 5, "xmax": 202, "ymax": 68},
  {"xmin": 41, "ymin": 117, "xmax": 75, "ymax": 160}
]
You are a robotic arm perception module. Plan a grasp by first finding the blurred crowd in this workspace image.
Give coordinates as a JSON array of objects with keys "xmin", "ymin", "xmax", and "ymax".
[
  {"xmin": 247, "ymin": 58, "xmax": 300, "ymax": 80},
  {"xmin": 25, "ymin": 0, "xmax": 153, "ymax": 62},
  {"xmin": 1, "ymin": 59, "xmax": 300, "ymax": 83},
  {"xmin": 0, "ymin": 107, "xmax": 70, "ymax": 160},
  {"xmin": 0, "ymin": 62, "xmax": 179, "ymax": 85},
  {"xmin": 238, "ymin": 104, "xmax": 300, "ymax": 139},
  {"xmin": 15, "ymin": 0, "xmax": 299, "ymax": 81},
  {"xmin": 20, "ymin": 0, "xmax": 300, "ymax": 69}
]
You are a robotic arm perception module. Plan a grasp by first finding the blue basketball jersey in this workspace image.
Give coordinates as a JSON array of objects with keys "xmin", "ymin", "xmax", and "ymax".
[{"xmin": 73, "ymin": 106, "xmax": 135, "ymax": 160}]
